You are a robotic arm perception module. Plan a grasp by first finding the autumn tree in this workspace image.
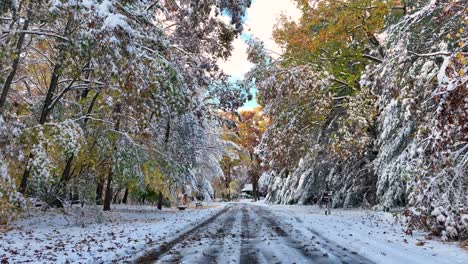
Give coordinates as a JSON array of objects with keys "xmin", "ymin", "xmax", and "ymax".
[
  {"xmin": 236, "ymin": 108, "xmax": 267, "ymax": 200},
  {"xmin": 274, "ymin": 0, "xmax": 404, "ymax": 88},
  {"xmin": 218, "ymin": 107, "xmax": 267, "ymax": 200}
]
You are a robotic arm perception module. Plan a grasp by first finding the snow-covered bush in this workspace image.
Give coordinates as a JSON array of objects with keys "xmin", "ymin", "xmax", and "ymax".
[
  {"xmin": 23, "ymin": 121, "xmax": 84, "ymax": 201},
  {"xmin": 0, "ymin": 116, "xmax": 25, "ymax": 225},
  {"xmin": 0, "ymin": 157, "xmax": 26, "ymax": 225}
]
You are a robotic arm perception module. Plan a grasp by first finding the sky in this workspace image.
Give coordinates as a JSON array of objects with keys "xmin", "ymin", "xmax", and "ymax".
[{"xmin": 217, "ymin": 0, "xmax": 301, "ymax": 110}]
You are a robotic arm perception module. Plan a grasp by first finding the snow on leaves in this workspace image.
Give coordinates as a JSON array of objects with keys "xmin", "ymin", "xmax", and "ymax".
[
  {"xmin": 252, "ymin": 65, "xmax": 333, "ymax": 170},
  {"xmin": 0, "ymin": 0, "xmax": 250, "ymax": 217},
  {"xmin": 362, "ymin": 1, "xmax": 467, "ymax": 240},
  {"xmin": 253, "ymin": 0, "xmax": 467, "ymax": 241}
]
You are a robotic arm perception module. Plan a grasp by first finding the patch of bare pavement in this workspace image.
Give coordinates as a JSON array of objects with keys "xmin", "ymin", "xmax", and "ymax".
[{"xmin": 135, "ymin": 203, "xmax": 372, "ymax": 264}]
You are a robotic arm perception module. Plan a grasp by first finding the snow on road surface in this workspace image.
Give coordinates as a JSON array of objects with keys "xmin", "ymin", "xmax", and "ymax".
[
  {"xmin": 263, "ymin": 203, "xmax": 468, "ymax": 264},
  {"xmin": 0, "ymin": 204, "xmax": 226, "ymax": 263},
  {"xmin": 1, "ymin": 202, "xmax": 467, "ymax": 264},
  {"xmin": 137, "ymin": 203, "xmax": 372, "ymax": 264}
]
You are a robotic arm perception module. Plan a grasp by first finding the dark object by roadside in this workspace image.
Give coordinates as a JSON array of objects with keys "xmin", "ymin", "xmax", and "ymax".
[
  {"xmin": 195, "ymin": 201, "xmax": 203, "ymax": 207},
  {"xmin": 319, "ymin": 191, "xmax": 333, "ymax": 215},
  {"xmin": 177, "ymin": 206, "xmax": 187, "ymax": 211}
]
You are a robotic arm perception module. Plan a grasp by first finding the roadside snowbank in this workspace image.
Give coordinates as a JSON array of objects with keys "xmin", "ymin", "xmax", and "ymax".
[
  {"xmin": 0, "ymin": 203, "xmax": 225, "ymax": 263},
  {"xmin": 264, "ymin": 204, "xmax": 468, "ymax": 264}
]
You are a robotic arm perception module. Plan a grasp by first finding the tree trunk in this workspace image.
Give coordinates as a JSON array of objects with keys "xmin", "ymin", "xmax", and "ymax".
[
  {"xmin": 60, "ymin": 155, "xmax": 74, "ymax": 184},
  {"xmin": 122, "ymin": 186, "xmax": 129, "ymax": 204},
  {"xmin": 103, "ymin": 105, "xmax": 121, "ymax": 211},
  {"xmin": 225, "ymin": 165, "xmax": 231, "ymax": 201},
  {"xmin": 0, "ymin": 1, "xmax": 32, "ymax": 112},
  {"xmin": 112, "ymin": 188, "xmax": 121, "ymax": 204},
  {"xmin": 39, "ymin": 63, "xmax": 62, "ymax": 124},
  {"xmin": 103, "ymin": 170, "xmax": 113, "ymax": 211},
  {"xmin": 157, "ymin": 191, "xmax": 163, "ymax": 210},
  {"xmin": 96, "ymin": 179, "xmax": 104, "ymax": 205},
  {"xmin": 252, "ymin": 176, "xmax": 258, "ymax": 201},
  {"xmin": 164, "ymin": 118, "xmax": 171, "ymax": 147},
  {"xmin": 18, "ymin": 158, "xmax": 31, "ymax": 194},
  {"xmin": 250, "ymin": 153, "xmax": 261, "ymax": 201}
]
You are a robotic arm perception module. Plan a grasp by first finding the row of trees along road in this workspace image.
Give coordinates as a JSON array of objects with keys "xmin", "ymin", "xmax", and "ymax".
[{"xmin": 0, "ymin": 0, "xmax": 252, "ymax": 223}]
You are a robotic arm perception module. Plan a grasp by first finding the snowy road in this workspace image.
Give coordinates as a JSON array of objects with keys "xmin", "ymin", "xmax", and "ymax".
[{"xmin": 136, "ymin": 203, "xmax": 371, "ymax": 264}]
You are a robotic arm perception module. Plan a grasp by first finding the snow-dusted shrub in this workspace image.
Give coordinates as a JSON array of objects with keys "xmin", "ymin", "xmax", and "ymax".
[
  {"xmin": 0, "ymin": 157, "xmax": 26, "ymax": 225},
  {"xmin": 0, "ymin": 116, "xmax": 25, "ymax": 225},
  {"xmin": 22, "ymin": 121, "xmax": 84, "ymax": 201}
]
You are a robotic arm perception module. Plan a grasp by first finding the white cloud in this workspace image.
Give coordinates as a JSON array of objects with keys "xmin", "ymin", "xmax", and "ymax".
[
  {"xmin": 245, "ymin": 0, "xmax": 301, "ymax": 57},
  {"xmin": 217, "ymin": 0, "xmax": 300, "ymax": 78},
  {"xmin": 217, "ymin": 37, "xmax": 254, "ymax": 78}
]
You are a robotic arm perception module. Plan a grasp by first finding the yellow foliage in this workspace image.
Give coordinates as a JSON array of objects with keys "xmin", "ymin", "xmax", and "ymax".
[{"xmin": 142, "ymin": 162, "xmax": 170, "ymax": 197}]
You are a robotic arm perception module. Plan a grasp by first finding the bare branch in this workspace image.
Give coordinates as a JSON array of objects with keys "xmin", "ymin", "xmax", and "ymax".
[
  {"xmin": 1, "ymin": 29, "xmax": 70, "ymax": 42},
  {"xmin": 362, "ymin": 54, "xmax": 383, "ymax": 63}
]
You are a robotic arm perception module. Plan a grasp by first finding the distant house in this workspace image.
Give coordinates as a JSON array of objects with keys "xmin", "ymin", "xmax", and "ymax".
[{"xmin": 240, "ymin": 184, "xmax": 253, "ymax": 197}]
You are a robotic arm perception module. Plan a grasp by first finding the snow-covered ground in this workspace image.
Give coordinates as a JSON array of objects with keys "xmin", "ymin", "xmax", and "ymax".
[
  {"xmin": 260, "ymin": 202, "xmax": 468, "ymax": 264},
  {"xmin": 1, "ymin": 201, "xmax": 467, "ymax": 264},
  {"xmin": 0, "ymin": 203, "xmax": 226, "ymax": 263}
]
